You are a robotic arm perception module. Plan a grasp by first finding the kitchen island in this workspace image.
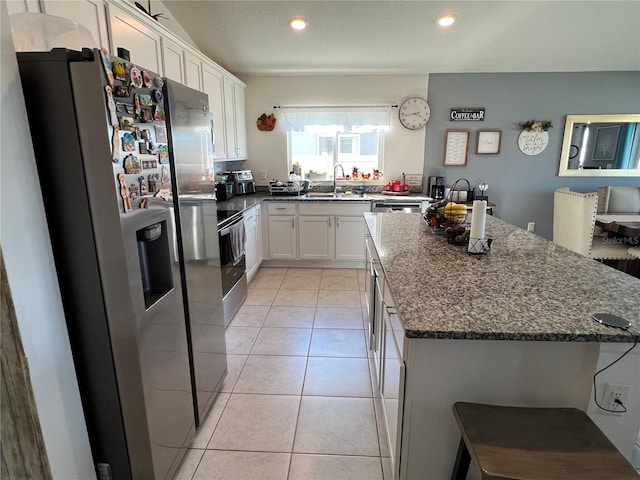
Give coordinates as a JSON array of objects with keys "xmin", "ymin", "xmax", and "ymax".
[{"xmin": 364, "ymin": 212, "xmax": 640, "ymax": 479}]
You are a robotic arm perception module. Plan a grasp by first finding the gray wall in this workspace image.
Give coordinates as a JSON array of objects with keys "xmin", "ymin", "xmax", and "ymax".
[{"xmin": 423, "ymin": 72, "xmax": 640, "ymax": 239}]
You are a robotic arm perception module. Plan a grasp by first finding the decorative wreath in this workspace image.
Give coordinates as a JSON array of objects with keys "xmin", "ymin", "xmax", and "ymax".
[
  {"xmin": 257, "ymin": 113, "xmax": 276, "ymax": 131},
  {"xmin": 519, "ymin": 120, "xmax": 552, "ymax": 132}
]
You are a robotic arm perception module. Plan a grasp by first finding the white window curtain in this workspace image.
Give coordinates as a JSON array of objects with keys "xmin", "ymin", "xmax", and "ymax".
[{"xmin": 278, "ymin": 106, "xmax": 392, "ymax": 133}]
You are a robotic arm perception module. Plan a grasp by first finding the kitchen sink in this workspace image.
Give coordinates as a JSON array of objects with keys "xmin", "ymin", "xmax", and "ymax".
[{"xmin": 304, "ymin": 192, "xmax": 338, "ymax": 198}]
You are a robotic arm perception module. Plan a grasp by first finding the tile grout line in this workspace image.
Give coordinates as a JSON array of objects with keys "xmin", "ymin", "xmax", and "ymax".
[{"xmin": 189, "ymin": 267, "xmax": 383, "ymax": 479}]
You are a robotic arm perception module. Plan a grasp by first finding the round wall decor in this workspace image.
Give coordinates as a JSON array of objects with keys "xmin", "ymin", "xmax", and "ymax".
[{"xmin": 518, "ymin": 131, "xmax": 549, "ymax": 156}]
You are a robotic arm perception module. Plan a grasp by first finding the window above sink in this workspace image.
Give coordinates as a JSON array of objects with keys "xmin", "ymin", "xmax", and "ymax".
[{"xmin": 280, "ymin": 106, "xmax": 391, "ymax": 183}]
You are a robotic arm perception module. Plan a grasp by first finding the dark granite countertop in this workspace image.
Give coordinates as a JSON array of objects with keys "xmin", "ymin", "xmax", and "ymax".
[
  {"xmin": 260, "ymin": 193, "xmax": 431, "ymax": 203},
  {"xmin": 215, "ymin": 192, "xmax": 431, "ymax": 211},
  {"xmin": 216, "ymin": 193, "xmax": 267, "ymax": 211},
  {"xmin": 364, "ymin": 212, "xmax": 640, "ymax": 342}
]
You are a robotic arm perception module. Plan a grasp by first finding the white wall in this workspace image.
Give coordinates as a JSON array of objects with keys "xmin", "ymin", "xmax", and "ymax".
[
  {"xmin": 243, "ymin": 74, "xmax": 428, "ymax": 186},
  {"xmin": 152, "ymin": 0, "xmax": 199, "ymax": 49},
  {"xmin": 0, "ymin": 3, "xmax": 96, "ymax": 478}
]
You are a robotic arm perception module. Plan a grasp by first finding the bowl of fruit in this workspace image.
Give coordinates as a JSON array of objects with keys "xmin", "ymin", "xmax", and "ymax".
[
  {"xmin": 445, "ymin": 225, "xmax": 470, "ymax": 246},
  {"xmin": 424, "ymin": 200, "xmax": 468, "ymax": 229}
]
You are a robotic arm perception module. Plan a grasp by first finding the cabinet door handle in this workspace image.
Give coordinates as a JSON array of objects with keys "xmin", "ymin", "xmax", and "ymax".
[
  {"xmin": 386, "ymin": 306, "xmax": 397, "ymax": 315},
  {"xmin": 276, "ymin": 207, "xmax": 286, "ymax": 210},
  {"xmin": 329, "ymin": 218, "xmax": 331, "ymax": 227},
  {"xmin": 292, "ymin": 218, "xmax": 295, "ymax": 228},
  {"xmin": 337, "ymin": 218, "xmax": 340, "ymax": 228}
]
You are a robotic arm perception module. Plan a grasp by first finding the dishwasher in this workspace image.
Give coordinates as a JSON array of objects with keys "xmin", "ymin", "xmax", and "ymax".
[{"xmin": 372, "ymin": 201, "xmax": 425, "ymax": 213}]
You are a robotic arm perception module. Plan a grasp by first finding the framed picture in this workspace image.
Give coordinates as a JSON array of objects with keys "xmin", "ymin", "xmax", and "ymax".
[
  {"xmin": 476, "ymin": 130, "xmax": 502, "ymax": 154},
  {"xmin": 443, "ymin": 130, "xmax": 470, "ymax": 166},
  {"xmin": 592, "ymin": 125, "xmax": 620, "ymax": 161}
]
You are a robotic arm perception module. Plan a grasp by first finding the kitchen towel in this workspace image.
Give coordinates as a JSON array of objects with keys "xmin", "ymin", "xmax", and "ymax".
[{"xmin": 230, "ymin": 220, "xmax": 246, "ymax": 265}]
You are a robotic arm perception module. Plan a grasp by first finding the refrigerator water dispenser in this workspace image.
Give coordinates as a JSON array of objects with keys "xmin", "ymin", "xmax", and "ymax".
[{"xmin": 137, "ymin": 221, "xmax": 173, "ymax": 308}]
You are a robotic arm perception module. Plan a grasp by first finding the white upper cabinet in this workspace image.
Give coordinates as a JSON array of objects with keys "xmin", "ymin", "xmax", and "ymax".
[
  {"xmin": 6, "ymin": 0, "xmax": 41, "ymax": 15},
  {"xmin": 233, "ymin": 81, "xmax": 247, "ymax": 159},
  {"xmin": 161, "ymin": 37, "xmax": 185, "ymax": 83},
  {"xmin": 107, "ymin": 2, "xmax": 162, "ymax": 73},
  {"xmin": 223, "ymin": 76, "xmax": 238, "ymax": 159},
  {"xmin": 184, "ymin": 51, "xmax": 203, "ymax": 92},
  {"xmin": 223, "ymin": 76, "xmax": 247, "ymax": 160},
  {"xmin": 202, "ymin": 63, "xmax": 227, "ymax": 160},
  {"xmin": 30, "ymin": 0, "xmax": 246, "ymax": 160},
  {"xmin": 42, "ymin": 0, "xmax": 109, "ymax": 49}
]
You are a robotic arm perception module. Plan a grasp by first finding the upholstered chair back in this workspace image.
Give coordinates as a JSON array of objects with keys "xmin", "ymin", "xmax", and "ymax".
[
  {"xmin": 597, "ymin": 186, "xmax": 640, "ymax": 214},
  {"xmin": 553, "ymin": 187, "xmax": 632, "ymax": 260}
]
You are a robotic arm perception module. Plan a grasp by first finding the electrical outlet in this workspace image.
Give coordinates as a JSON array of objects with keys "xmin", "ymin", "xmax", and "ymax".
[
  {"xmin": 527, "ymin": 222, "xmax": 535, "ymax": 232},
  {"xmin": 602, "ymin": 383, "xmax": 630, "ymax": 413},
  {"xmin": 259, "ymin": 170, "xmax": 267, "ymax": 180}
]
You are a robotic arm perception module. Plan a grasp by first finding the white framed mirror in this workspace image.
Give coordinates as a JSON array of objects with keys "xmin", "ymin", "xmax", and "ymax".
[{"xmin": 558, "ymin": 114, "xmax": 640, "ymax": 177}]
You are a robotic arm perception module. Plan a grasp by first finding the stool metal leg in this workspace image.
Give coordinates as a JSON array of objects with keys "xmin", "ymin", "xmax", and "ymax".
[{"xmin": 451, "ymin": 437, "xmax": 470, "ymax": 480}]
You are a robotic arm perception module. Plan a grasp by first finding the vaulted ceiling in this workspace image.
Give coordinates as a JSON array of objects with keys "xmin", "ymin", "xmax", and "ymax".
[{"xmin": 162, "ymin": 1, "xmax": 640, "ymax": 77}]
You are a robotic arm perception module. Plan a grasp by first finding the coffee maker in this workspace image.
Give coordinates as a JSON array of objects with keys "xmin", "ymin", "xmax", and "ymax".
[{"xmin": 428, "ymin": 176, "xmax": 445, "ymax": 201}]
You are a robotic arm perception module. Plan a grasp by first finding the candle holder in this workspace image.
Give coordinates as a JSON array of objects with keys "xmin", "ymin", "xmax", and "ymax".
[{"xmin": 477, "ymin": 182, "xmax": 489, "ymax": 201}]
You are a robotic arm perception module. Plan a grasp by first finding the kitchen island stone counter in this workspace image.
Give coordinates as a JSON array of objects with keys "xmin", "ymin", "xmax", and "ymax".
[
  {"xmin": 365, "ymin": 212, "xmax": 640, "ymax": 341},
  {"xmin": 364, "ymin": 212, "xmax": 640, "ymax": 480}
]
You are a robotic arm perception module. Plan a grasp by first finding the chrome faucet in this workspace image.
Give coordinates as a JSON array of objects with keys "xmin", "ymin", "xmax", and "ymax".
[{"xmin": 334, "ymin": 164, "xmax": 345, "ymax": 193}]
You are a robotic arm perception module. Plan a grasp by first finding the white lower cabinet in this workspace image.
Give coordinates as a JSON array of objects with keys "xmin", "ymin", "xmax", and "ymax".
[
  {"xmin": 335, "ymin": 215, "xmax": 366, "ymax": 260},
  {"xmin": 268, "ymin": 216, "xmax": 297, "ymax": 259},
  {"xmin": 267, "ymin": 202, "xmax": 297, "ymax": 260},
  {"xmin": 298, "ymin": 202, "xmax": 369, "ymax": 262},
  {"xmin": 372, "ymin": 265, "xmax": 385, "ymax": 388},
  {"xmin": 299, "ymin": 216, "xmax": 334, "ymax": 260},
  {"xmin": 244, "ymin": 205, "xmax": 262, "ymax": 282},
  {"xmin": 365, "ymin": 233, "xmax": 405, "ymax": 480},
  {"xmin": 381, "ymin": 300, "xmax": 405, "ymax": 480}
]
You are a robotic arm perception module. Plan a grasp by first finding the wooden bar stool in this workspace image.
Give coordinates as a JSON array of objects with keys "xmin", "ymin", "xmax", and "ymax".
[{"xmin": 451, "ymin": 402, "xmax": 640, "ymax": 480}]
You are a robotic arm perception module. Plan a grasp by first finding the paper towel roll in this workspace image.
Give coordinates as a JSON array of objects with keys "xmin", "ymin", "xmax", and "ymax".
[{"xmin": 468, "ymin": 200, "xmax": 487, "ymax": 253}]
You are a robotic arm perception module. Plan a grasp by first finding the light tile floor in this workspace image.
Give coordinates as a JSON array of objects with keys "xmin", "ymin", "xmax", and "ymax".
[{"xmin": 174, "ymin": 267, "xmax": 392, "ymax": 480}]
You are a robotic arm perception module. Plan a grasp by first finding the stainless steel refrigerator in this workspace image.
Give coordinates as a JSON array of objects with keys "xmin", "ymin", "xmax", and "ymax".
[{"xmin": 17, "ymin": 48, "xmax": 226, "ymax": 480}]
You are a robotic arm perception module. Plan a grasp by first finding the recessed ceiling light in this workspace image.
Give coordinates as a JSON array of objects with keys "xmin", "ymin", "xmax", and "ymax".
[
  {"xmin": 437, "ymin": 13, "xmax": 456, "ymax": 27},
  {"xmin": 289, "ymin": 17, "xmax": 308, "ymax": 30}
]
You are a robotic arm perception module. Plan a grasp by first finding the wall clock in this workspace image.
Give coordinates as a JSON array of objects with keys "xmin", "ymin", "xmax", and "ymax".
[{"xmin": 399, "ymin": 96, "xmax": 431, "ymax": 130}]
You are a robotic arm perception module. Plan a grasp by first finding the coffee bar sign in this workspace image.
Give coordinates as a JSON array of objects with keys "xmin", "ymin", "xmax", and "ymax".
[{"xmin": 450, "ymin": 108, "xmax": 485, "ymax": 121}]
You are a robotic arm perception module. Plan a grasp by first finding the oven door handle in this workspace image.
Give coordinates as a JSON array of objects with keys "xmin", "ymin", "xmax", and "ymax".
[{"xmin": 219, "ymin": 216, "xmax": 244, "ymax": 236}]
